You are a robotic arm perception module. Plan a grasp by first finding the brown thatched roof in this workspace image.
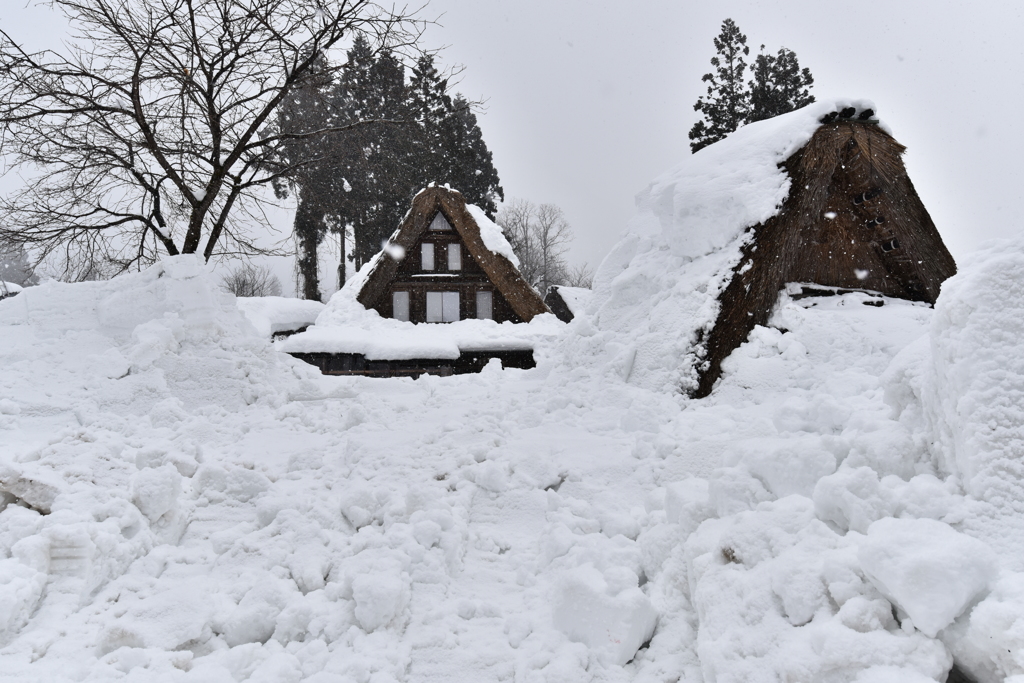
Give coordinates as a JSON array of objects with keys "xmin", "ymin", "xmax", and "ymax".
[
  {"xmin": 356, "ymin": 186, "xmax": 550, "ymax": 322},
  {"xmin": 694, "ymin": 118, "xmax": 956, "ymax": 398}
]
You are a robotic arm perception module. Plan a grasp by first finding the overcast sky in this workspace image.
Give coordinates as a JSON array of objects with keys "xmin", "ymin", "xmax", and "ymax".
[{"xmin": 3, "ymin": 0, "xmax": 1023, "ymax": 286}]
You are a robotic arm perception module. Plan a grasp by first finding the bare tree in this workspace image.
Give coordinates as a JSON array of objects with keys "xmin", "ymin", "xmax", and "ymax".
[
  {"xmin": 221, "ymin": 262, "xmax": 282, "ymax": 297},
  {"xmin": 532, "ymin": 203, "xmax": 572, "ymax": 293},
  {"xmin": 564, "ymin": 262, "xmax": 593, "ymax": 289},
  {"xmin": 497, "ymin": 198, "xmax": 576, "ymax": 294},
  {"xmin": 496, "ymin": 197, "xmax": 537, "ymax": 283},
  {"xmin": 0, "ymin": 0, "xmax": 424, "ymax": 280}
]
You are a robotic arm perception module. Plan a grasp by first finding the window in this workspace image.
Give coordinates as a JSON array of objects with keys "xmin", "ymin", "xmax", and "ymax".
[
  {"xmin": 443, "ymin": 292, "xmax": 460, "ymax": 322},
  {"xmin": 476, "ymin": 291, "xmax": 493, "ymax": 320},
  {"xmin": 392, "ymin": 291, "xmax": 410, "ymax": 321},
  {"xmin": 426, "ymin": 291, "xmax": 442, "ymax": 322},
  {"xmin": 448, "ymin": 243, "xmax": 462, "ymax": 271},
  {"xmin": 429, "ymin": 212, "xmax": 453, "ymax": 231},
  {"xmin": 426, "ymin": 291, "xmax": 460, "ymax": 322},
  {"xmin": 421, "ymin": 242, "xmax": 434, "ymax": 270}
]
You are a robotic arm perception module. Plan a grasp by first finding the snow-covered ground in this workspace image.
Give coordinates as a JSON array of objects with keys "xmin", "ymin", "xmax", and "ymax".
[
  {"xmin": 2, "ymin": 247, "xmax": 1023, "ymax": 682},
  {"xmin": 4, "ymin": 102, "xmax": 1024, "ymax": 682}
]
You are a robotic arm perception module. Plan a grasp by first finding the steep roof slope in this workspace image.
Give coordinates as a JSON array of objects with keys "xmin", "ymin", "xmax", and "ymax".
[{"xmin": 582, "ymin": 99, "xmax": 956, "ymax": 397}]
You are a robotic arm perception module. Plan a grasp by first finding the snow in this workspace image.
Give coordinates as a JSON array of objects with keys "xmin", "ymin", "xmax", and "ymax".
[
  {"xmin": 553, "ymin": 285, "xmax": 592, "ymax": 317},
  {"xmin": 552, "ymin": 563, "xmax": 658, "ymax": 666},
  {"xmin": 235, "ymin": 296, "xmax": 325, "ymax": 338},
  {"xmin": 466, "ymin": 203, "xmax": 520, "ymax": 268},
  {"xmin": 0, "ymin": 280, "xmax": 23, "ymax": 298},
  {"xmin": 858, "ymin": 517, "xmax": 998, "ymax": 637},
  {"xmin": 3, "ymin": 104, "xmax": 1024, "ymax": 682},
  {"xmin": 280, "ymin": 313, "xmax": 562, "ymax": 359},
  {"xmin": 921, "ymin": 232, "xmax": 1024, "ymax": 565}
]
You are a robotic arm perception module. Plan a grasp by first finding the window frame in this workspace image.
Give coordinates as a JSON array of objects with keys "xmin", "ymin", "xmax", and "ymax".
[{"xmin": 421, "ymin": 242, "xmax": 435, "ymax": 271}]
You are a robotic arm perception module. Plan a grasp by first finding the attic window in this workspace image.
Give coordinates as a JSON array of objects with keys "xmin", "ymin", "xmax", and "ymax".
[
  {"xmin": 429, "ymin": 212, "xmax": 453, "ymax": 231},
  {"xmin": 422, "ymin": 243, "xmax": 435, "ymax": 270}
]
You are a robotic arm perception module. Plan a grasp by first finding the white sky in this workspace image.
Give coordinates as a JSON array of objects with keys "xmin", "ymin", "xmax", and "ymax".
[{"xmin": 3, "ymin": 0, "xmax": 1023, "ymax": 283}]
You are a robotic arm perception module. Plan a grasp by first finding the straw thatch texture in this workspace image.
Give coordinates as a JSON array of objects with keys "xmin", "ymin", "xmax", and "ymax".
[
  {"xmin": 694, "ymin": 120, "xmax": 957, "ymax": 398},
  {"xmin": 357, "ymin": 186, "xmax": 550, "ymax": 322}
]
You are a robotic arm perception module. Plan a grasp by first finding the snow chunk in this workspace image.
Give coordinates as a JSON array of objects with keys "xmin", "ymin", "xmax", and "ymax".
[
  {"xmin": 858, "ymin": 518, "xmax": 998, "ymax": 637},
  {"xmin": 352, "ymin": 572, "xmax": 409, "ymax": 632},
  {"xmin": 552, "ymin": 563, "xmax": 657, "ymax": 666},
  {"xmin": 466, "ymin": 203, "xmax": 519, "ymax": 268},
  {"xmin": 236, "ymin": 296, "xmax": 324, "ymax": 337},
  {"xmin": 0, "ymin": 558, "xmax": 47, "ymax": 639},
  {"xmin": 131, "ymin": 465, "xmax": 181, "ymax": 523}
]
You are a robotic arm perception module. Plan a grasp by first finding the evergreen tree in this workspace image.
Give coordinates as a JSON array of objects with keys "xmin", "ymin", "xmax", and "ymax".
[
  {"xmin": 443, "ymin": 96, "xmax": 503, "ymax": 218},
  {"xmin": 336, "ymin": 39, "xmax": 414, "ymax": 271},
  {"xmin": 689, "ymin": 19, "xmax": 750, "ymax": 153},
  {"xmin": 748, "ymin": 46, "xmax": 815, "ymax": 123},
  {"xmin": 689, "ymin": 21, "xmax": 816, "ymax": 153},
  {"xmin": 275, "ymin": 45, "xmax": 503, "ymax": 287},
  {"xmin": 408, "ymin": 55, "xmax": 503, "ymax": 217},
  {"xmin": 0, "ymin": 239, "xmax": 36, "ymax": 286},
  {"xmin": 272, "ymin": 54, "xmax": 336, "ymax": 300}
]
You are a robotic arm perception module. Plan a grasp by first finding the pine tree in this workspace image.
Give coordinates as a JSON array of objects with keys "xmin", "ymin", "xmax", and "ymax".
[
  {"xmin": 443, "ymin": 96, "xmax": 503, "ymax": 218},
  {"xmin": 748, "ymin": 46, "xmax": 815, "ymax": 123},
  {"xmin": 689, "ymin": 19, "xmax": 750, "ymax": 153},
  {"xmin": 408, "ymin": 56, "xmax": 502, "ymax": 218},
  {"xmin": 275, "ymin": 45, "xmax": 503, "ymax": 285},
  {"xmin": 337, "ymin": 40, "xmax": 414, "ymax": 271}
]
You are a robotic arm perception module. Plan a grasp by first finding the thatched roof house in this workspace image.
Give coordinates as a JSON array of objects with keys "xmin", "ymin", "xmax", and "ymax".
[
  {"xmin": 356, "ymin": 186, "xmax": 550, "ymax": 324},
  {"xmin": 280, "ymin": 186, "xmax": 557, "ymax": 378},
  {"xmin": 582, "ymin": 100, "xmax": 957, "ymax": 398},
  {"xmin": 693, "ymin": 107, "xmax": 955, "ymax": 396}
]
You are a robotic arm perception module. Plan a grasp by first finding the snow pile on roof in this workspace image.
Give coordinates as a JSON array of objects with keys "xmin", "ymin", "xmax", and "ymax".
[
  {"xmin": 0, "ymin": 280, "xmax": 23, "ymax": 298},
  {"xmin": 579, "ymin": 99, "xmax": 877, "ymax": 392},
  {"xmin": 465, "ymin": 203, "xmax": 520, "ymax": 268},
  {"xmin": 281, "ymin": 314, "xmax": 562, "ymax": 359},
  {"xmin": 553, "ymin": 286, "xmax": 591, "ymax": 316},
  {"xmin": 282, "ymin": 252, "xmax": 562, "ymax": 360},
  {"xmin": 235, "ymin": 296, "xmax": 325, "ymax": 337},
  {"xmin": 283, "ymin": 279, "xmax": 562, "ymax": 359}
]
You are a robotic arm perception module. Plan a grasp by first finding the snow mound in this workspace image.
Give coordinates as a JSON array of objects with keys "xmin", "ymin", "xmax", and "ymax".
[
  {"xmin": 236, "ymin": 296, "xmax": 325, "ymax": 337},
  {"xmin": 552, "ymin": 563, "xmax": 657, "ymax": 665},
  {"xmin": 924, "ymin": 232, "xmax": 1024, "ymax": 565},
  {"xmin": 577, "ymin": 99, "xmax": 877, "ymax": 392},
  {"xmin": 858, "ymin": 517, "xmax": 998, "ymax": 637}
]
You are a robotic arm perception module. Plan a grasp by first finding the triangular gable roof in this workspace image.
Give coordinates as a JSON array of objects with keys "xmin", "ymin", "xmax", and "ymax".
[
  {"xmin": 693, "ymin": 108, "xmax": 956, "ymax": 396},
  {"xmin": 356, "ymin": 186, "xmax": 550, "ymax": 322}
]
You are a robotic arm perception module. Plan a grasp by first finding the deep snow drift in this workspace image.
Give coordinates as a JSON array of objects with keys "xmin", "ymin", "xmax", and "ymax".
[
  {"xmin": 2, "ymin": 245, "xmax": 1024, "ymax": 682},
  {"xmin": 3, "ymin": 102, "xmax": 1024, "ymax": 682}
]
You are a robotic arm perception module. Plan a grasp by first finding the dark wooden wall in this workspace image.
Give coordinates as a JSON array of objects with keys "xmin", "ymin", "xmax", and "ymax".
[{"xmin": 371, "ymin": 218, "xmax": 522, "ymax": 323}]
